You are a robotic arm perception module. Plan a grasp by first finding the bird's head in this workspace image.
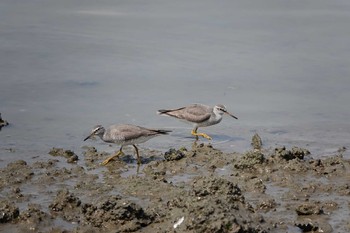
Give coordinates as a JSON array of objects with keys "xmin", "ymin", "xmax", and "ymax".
[
  {"xmin": 214, "ymin": 104, "xmax": 238, "ymax": 119},
  {"xmin": 84, "ymin": 125, "xmax": 105, "ymax": 141}
]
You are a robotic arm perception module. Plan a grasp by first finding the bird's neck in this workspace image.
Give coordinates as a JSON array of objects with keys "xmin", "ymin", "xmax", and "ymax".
[
  {"xmin": 98, "ymin": 133, "xmax": 105, "ymax": 141},
  {"xmin": 213, "ymin": 112, "xmax": 223, "ymax": 122}
]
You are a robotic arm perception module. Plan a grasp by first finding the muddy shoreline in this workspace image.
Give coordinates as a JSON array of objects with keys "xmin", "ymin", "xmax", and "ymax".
[{"xmin": 0, "ymin": 136, "xmax": 349, "ymax": 233}]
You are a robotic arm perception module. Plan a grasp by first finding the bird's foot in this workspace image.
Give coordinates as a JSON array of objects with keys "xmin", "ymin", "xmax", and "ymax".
[
  {"xmin": 101, "ymin": 151, "xmax": 124, "ymax": 165},
  {"xmin": 198, "ymin": 133, "xmax": 212, "ymax": 140},
  {"xmin": 191, "ymin": 130, "xmax": 212, "ymax": 140}
]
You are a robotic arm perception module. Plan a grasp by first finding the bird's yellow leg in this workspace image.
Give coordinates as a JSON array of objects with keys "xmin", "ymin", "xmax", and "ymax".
[
  {"xmin": 132, "ymin": 145, "xmax": 142, "ymax": 165},
  {"xmin": 191, "ymin": 129, "xmax": 199, "ymax": 140},
  {"xmin": 191, "ymin": 128, "xmax": 212, "ymax": 140},
  {"xmin": 101, "ymin": 148, "xmax": 124, "ymax": 165}
]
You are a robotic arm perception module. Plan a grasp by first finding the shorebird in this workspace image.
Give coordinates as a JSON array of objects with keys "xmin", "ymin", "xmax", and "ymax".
[
  {"xmin": 84, "ymin": 124, "xmax": 171, "ymax": 165},
  {"xmin": 158, "ymin": 104, "xmax": 237, "ymax": 140}
]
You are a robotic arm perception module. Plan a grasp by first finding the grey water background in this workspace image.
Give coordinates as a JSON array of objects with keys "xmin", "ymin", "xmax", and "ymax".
[{"xmin": 1, "ymin": 0, "xmax": 350, "ymax": 166}]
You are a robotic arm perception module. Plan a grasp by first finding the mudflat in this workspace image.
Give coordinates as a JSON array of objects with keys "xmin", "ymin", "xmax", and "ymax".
[{"xmin": 0, "ymin": 136, "xmax": 349, "ymax": 232}]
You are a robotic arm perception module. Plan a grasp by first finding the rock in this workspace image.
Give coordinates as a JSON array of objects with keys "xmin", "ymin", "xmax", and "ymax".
[{"xmin": 251, "ymin": 133, "xmax": 262, "ymax": 150}]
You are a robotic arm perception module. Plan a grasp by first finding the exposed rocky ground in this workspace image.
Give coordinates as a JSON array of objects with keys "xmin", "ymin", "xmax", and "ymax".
[{"xmin": 0, "ymin": 135, "xmax": 349, "ymax": 232}]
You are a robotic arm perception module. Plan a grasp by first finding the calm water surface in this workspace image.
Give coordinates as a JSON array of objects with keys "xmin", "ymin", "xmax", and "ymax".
[{"xmin": 1, "ymin": 0, "xmax": 350, "ymax": 166}]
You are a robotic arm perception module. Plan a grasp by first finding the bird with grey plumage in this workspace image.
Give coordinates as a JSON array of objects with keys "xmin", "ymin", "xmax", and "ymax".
[
  {"xmin": 157, "ymin": 104, "xmax": 237, "ymax": 140},
  {"xmin": 84, "ymin": 124, "xmax": 171, "ymax": 165}
]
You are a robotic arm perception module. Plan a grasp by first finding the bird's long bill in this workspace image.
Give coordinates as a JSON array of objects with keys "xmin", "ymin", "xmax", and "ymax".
[
  {"xmin": 83, "ymin": 133, "xmax": 94, "ymax": 141},
  {"xmin": 225, "ymin": 111, "xmax": 238, "ymax": 119}
]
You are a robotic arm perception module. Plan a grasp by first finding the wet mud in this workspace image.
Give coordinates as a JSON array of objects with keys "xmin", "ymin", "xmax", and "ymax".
[{"xmin": 0, "ymin": 135, "xmax": 349, "ymax": 232}]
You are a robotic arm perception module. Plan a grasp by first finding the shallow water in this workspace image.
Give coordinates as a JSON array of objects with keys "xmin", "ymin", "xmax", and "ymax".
[{"xmin": 1, "ymin": 0, "xmax": 350, "ymax": 166}]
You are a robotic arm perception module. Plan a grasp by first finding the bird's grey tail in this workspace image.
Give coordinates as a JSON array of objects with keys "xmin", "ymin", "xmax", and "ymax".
[
  {"xmin": 154, "ymin": 129, "xmax": 172, "ymax": 134},
  {"xmin": 157, "ymin": 107, "xmax": 185, "ymax": 115},
  {"xmin": 157, "ymin": 109, "xmax": 171, "ymax": 115}
]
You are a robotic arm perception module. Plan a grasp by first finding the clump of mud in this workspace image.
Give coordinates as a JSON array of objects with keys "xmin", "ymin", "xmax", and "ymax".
[
  {"xmin": 234, "ymin": 151, "xmax": 265, "ymax": 169},
  {"xmin": 164, "ymin": 148, "xmax": 186, "ymax": 161},
  {"xmin": 274, "ymin": 146, "xmax": 310, "ymax": 160},
  {"xmin": 49, "ymin": 189, "xmax": 82, "ymax": 222},
  {"xmin": 49, "ymin": 148, "xmax": 79, "ymax": 163},
  {"xmin": 251, "ymin": 133, "xmax": 263, "ymax": 150},
  {"xmin": 296, "ymin": 202, "xmax": 323, "ymax": 215},
  {"xmin": 0, "ymin": 160, "xmax": 34, "ymax": 189},
  {"xmin": 176, "ymin": 176, "xmax": 265, "ymax": 233},
  {"xmin": 18, "ymin": 204, "xmax": 50, "ymax": 231},
  {"xmin": 81, "ymin": 195, "xmax": 154, "ymax": 231},
  {"xmin": 82, "ymin": 146, "xmax": 110, "ymax": 168},
  {"xmin": 49, "ymin": 189, "xmax": 154, "ymax": 232},
  {"xmin": 0, "ymin": 200, "xmax": 19, "ymax": 223}
]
